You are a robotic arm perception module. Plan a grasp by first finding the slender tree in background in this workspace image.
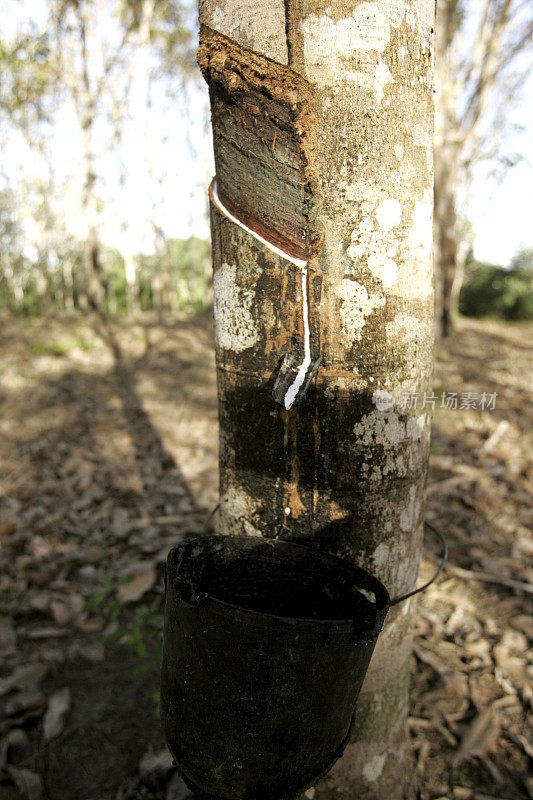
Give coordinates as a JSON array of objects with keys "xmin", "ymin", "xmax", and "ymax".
[
  {"xmin": 434, "ymin": 0, "xmax": 533, "ymax": 336},
  {"xmin": 0, "ymin": 0, "xmax": 197, "ymax": 313},
  {"xmin": 116, "ymin": 0, "xmax": 198, "ymax": 314},
  {"xmin": 0, "ymin": 187, "xmax": 26, "ymax": 307},
  {"xmin": 53, "ymin": 0, "xmax": 133, "ymax": 310},
  {"xmin": 200, "ymin": 1, "xmax": 435, "ymax": 798}
]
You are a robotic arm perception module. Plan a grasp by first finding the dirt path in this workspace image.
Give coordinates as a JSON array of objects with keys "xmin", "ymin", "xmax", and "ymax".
[{"xmin": 0, "ymin": 313, "xmax": 531, "ymax": 800}]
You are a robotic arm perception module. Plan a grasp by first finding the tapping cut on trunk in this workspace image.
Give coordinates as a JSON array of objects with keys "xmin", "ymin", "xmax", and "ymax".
[{"xmin": 198, "ymin": 25, "xmax": 322, "ymax": 260}]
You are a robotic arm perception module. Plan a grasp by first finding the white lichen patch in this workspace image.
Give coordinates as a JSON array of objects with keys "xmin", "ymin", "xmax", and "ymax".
[
  {"xmin": 411, "ymin": 122, "xmax": 432, "ymax": 148},
  {"xmin": 347, "ymin": 212, "xmax": 399, "ymax": 290},
  {"xmin": 405, "ymin": 0, "xmax": 435, "ymax": 33},
  {"xmin": 362, "ymin": 753, "xmax": 386, "ymax": 782},
  {"xmin": 368, "ymin": 255, "xmax": 398, "ymax": 288},
  {"xmin": 379, "ymin": 183, "xmax": 432, "ymax": 301},
  {"xmin": 400, "ymin": 485, "xmax": 419, "ymax": 532},
  {"xmin": 336, "ymin": 279, "xmax": 385, "ymax": 343},
  {"xmin": 223, "ymin": 484, "xmax": 261, "ymax": 536},
  {"xmin": 347, "ymin": 216, "xmax": 374, "ymax": 262},
  {"xmin": 376, "ymin": 198, "xmax": 402, "ymax": 231},
  {"xmin": 373, "ymin": 61, "xmax": 393, "ymax": 101},
  {"xmin": 301, "ymin": 4, "xmax": 391, "ymax": 59},
  {"xmin": 385, "ymin": 312, "xmax": 423, "ymax": 343},
  {"xmin": 205, "ymin": 0, "xmax": 288, "ymax": 63},
  {"xmin": 223, "ymin": 484, "xmax": 258, "ymax": 518},
  {"xmin": 407, "ymin": 412, "xmax": 427, "ymax": 441},
  {"xmin": 369, "ymin": 465, "xmax": 382, "ymax": 481},
  {"xmin": 396, "ymin": 546, "xmax": 421, "ymax": 593},
  {"xmin": 373, "ymin": 390, "xmax": 394, "ymax": 411},
  {"xmin": 336, "ymin": 58, "xmax": 392, "ymax": 101},
  {"xmin": 353, "ymin": 408, "xmax": 429, "ymax": 449},
  {"xmin": 213, "ymin": 262, "xmax": 258, "ymax": 352},
  {"xmin": 381, "ymin": 0, "xmax": 409, "ymax": 26},
  {"xmin": 411, "ymin": 122, "xmax": 433, "ymax": 171},
  {"xmin": 372, "ymin": 542, "xmax": 391, "ymax": 570},
  {"xmin": 397, "ymin": 43, "xmax": 408, "ymax": 59},
  {"xmin": 353, "ymin": 410, "xmax": 405, "ymax": 446},
  {"xmin": 300, "ymin": 3, "xmax": 399, "ymax": 88}
]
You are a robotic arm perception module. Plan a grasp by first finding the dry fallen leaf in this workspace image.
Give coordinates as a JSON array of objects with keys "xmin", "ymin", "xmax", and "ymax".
[
  {"xmin": 50, "ymin": 600, "xmax": 71, "ymax": 626},
  {"xmin": 43, "ymin": 687, "xmax": 71, "ymax": 742},
  {"xmin": 462, "ymin": 637, "xmax": 492, "ymax": 667},
  {"xmin": 453, "ymin": 707, "xmax": 501, "ymax": 766},
  {"xmin": 5, "ymin": 689, "xmax": 46, "ymax": 718},
  {"xmin": 117, "ymin": 566, "xmax": 156, "ymax": 603},
  {"xmin": 0, "ymin": 615, "xmax": 16, "ymax": 657},
  {"xmin": 0, "ymin": 522, "xmax": 17, "ymax": 539},
  {"xmin": 0, "ymin": 728, "xmax": 29, "ymax": 769},
  {"xmin": 67, "ymin": 640, "xmax": 105, "ymax": 662},
  {"xmin": 165, "ymin": 772, "xmax": 190, "ymax": 800},
  {"xmin": 431, "ymin": 673, "xmax": 470, "ymax": 726},
  {"xmin": 6, "ymin": 766, "xmax": 44, "ymax": 800},
  {"xmin": 138, "ymin": 747, "xmax": 173, "ymax": 779},
  {"xmin": 0, "ymin": 663, "xmax": 47, "ymax": 696},
  {"xmin": 510, "ymin": 614, "xmax": 533, "ymax": 639},
  {"xmin": 493, "ymin": 629, "xmax": 529, "ymax": 687}
]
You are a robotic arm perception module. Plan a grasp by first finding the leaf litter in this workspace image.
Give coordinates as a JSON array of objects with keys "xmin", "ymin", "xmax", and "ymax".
[{"xmin": 0, "ymin": 313, "xmax": 531, "ymax": 799}]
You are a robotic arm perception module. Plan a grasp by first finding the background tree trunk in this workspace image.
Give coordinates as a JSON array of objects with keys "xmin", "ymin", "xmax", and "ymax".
[
  {"xmin": 433, "ymin": 0, "xmax": 460, "ymax": 338},
  {"xmin": 123, "ymin": 249, "xmax": 140, "ymax": 314},
  {"xmin": 201, "ymin": 2, "xmax": 435, "ymax": 798},
  {"xmin": 433, "ymin": 0, "xmax": 532, "ymax": 337}
]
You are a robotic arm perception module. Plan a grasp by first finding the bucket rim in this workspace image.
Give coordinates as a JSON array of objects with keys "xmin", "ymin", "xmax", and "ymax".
[{"xmin": 166, "ymin": 534, "xmax": 390, "ymax": 630}]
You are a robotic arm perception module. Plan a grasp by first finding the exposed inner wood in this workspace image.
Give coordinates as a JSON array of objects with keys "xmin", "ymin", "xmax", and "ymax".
[{"xmin": 198, "ymin": 24, "xmax": 322, "ymax": 260}]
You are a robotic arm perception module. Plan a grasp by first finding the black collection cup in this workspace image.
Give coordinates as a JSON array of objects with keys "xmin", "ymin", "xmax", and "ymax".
[{"xmin": 160, "ymin": 534, "xmax": 390, "ymax": 800}]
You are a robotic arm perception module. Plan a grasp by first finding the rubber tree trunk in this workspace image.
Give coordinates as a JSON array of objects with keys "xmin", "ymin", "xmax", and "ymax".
[{"xmin": 199, "ymin": 2, "xmax": 435, "ymax": 798}]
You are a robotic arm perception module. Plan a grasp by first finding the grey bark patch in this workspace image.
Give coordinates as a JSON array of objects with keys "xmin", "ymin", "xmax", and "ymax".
[{"xmin": 198, "ymin": 25, "xmax": 322, "ymax": 259}]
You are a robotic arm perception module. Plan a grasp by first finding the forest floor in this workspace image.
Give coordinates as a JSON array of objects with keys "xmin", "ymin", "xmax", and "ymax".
[{"xmin": 0, "ymin": 311, "xmax": 531, "ymax": 800}]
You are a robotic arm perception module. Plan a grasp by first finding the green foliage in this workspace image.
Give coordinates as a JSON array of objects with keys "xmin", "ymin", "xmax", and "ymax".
[
  {"xmin": 86, "ymin": 570, "xmax": 163, "ymax": 712},
  {"xmin": 459, "ymin": 250, "xmax": 533, "ymax": 321},
  {"xmin": 138, "ymin": 236, "xmax": 211, "ymax": 314},
  {"xmin": 84, "ymin": 570, "xmax": 131, "ymax": 617},
  {"xmin": 117, "ymin": 603, "xmax": 163, "ymax": 665},
  {"xmin": 0, "ymin": 0, "xmax": 206, "ymax": 320},
  {"xmin": 101, "ymin": 246, "xmax": 128, "ymax": 315},
  {"xmin": 168, "ymin": 235, "xmax": 211, "ymax": 313},
  {"xmin": 120, "ymin": 0, "xmax": 198, "ymax": 83},
  {"xmin": 19, "ymin": 277, "xmax": 43, "ymax": 316},
  {"xmin": 0, "ymin": 236, "xmax": 211, "ymax": 317},
  {"xmin": 27, "ymin": 334, "xmax": 94, "ymax": 356},
  {"xmin": 0, "ymin": 30, "xmax": 54, "ymax": 122}
]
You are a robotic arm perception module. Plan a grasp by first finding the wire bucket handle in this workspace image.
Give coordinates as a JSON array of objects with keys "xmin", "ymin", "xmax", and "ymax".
[
  {"xmin": 390, "ymin": 521, "xmax": 448, "ymax": 606},
  {"xmin": 203, "ymin": 506, "xmax": 447, "ymax": 608}
]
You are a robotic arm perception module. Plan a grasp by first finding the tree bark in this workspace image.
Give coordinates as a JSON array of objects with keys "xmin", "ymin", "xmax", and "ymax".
[
  {"xmin": 201, "ymin": 2, "xmax": 435, "ymax": 798},
  {"xmin": 123, "ymin": 249, "xmax": 140, "ymax": 314},
  {"xmin": 433, "ymin": 0, "xmax": 459, "ymax": 338},
  {"xmin": 434, "ymin": 167, "xmax": 457, "ymax": 339}
]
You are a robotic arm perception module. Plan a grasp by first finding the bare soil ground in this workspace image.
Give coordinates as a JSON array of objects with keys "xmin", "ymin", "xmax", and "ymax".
[{"xmin": 0, "ymin": 312, "xmax": 531, "ymax": 800}]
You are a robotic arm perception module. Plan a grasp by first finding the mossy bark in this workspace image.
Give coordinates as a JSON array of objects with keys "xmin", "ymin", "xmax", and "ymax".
[{"xmin": 200, "ymin": 1, "xmax": 435, "ymax": 798}]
